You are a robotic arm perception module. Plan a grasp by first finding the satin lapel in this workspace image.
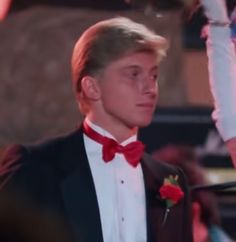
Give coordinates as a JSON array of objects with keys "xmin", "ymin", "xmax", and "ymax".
[
  {"xmin": 60, "ymin": 128, "xmax": 103, "ymax": 242},
  {"xmin": 141, "ymin": 153, "xmax": 169, "ymax": 242}
]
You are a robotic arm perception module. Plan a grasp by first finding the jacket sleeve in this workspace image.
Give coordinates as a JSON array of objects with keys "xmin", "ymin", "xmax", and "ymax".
[{"xmin": 0, "ymin": 144, "xmax": 28, "ymax": 191}]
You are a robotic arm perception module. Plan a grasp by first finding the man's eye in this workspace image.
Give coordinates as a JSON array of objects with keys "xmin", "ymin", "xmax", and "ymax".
[
  {"xmin": 130, "ymin": 71, "xmax": 140, "ymax": 78},
  {"xmin": 151, "ymin": 74, "xmax": 158, "ymax": 81}
]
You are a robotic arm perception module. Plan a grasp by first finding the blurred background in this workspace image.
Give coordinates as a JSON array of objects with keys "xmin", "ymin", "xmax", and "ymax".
[{"xmin": 0, "ymin": 0, "xmax": 236, "ymax": 240}]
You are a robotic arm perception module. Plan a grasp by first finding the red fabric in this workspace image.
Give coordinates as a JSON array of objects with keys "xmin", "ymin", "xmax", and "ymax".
[{"xmin": 83, "ymin": 122, "xmax": 145, "ymax": 167}]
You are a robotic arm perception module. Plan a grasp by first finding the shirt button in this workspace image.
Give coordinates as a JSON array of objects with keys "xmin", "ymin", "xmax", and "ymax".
[
  {"xmin": 122, "ymin": 217, "xmax": 125, "ymax": 222},
  {"xmin": 121, "ymin": 180, "xmax": 124, "ymax": 184}
]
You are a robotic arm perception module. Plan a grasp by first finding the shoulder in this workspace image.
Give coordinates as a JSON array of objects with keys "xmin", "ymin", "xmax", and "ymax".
[
  {"xmin": 27, "ymin": 128, "xmax": 82, "ymax": 160},
  {"xmin": 142, "ymin": 152, "xmax": 188, "ymax": 187},
  {"xmin": 143, "ymin": 152, "xmax": 182, "ymax": 174},
  {"xmin": 0, "ymin": 129, "xmax": 82, "ymax": 189}
]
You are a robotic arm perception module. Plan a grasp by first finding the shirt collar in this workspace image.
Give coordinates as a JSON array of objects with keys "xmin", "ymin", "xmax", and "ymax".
[{"xmin": 84, "ymin": 118, "xmax": 137, "ymax": 145}]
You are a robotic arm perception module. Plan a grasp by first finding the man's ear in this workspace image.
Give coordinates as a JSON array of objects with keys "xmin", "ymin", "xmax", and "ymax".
[{"xmin": 80, "ymin": 76, "xmax": 101, "ymax": 100}]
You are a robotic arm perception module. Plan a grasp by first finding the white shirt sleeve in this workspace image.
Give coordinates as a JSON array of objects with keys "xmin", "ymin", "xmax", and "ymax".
[{"xmin": 206, "ymin": 25, "xmax": 236, "ymax": 141}]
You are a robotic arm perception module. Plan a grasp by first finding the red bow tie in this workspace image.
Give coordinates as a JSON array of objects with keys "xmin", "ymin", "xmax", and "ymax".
[{"xmin": 83, "ymin": 122, "xmax": 145, "ymax": 167}]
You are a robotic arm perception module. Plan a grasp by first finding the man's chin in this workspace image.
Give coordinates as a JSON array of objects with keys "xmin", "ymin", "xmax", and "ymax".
[
  {"xmin": 137, "ymin": 118, "xmax": 153, "ymax": 128},
  {"xmin": 126, "ymin": 115, "xmax": 153, "ymax": 129}
]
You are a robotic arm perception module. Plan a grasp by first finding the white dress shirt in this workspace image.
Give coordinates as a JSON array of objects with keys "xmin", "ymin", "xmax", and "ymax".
[
  {"xmin": 83, "ymin": 118, "xmax": 147, "ymax": 242},
  {"xmin": 206, "ymin": 24, "xmax": 236, "ymax": 141}
]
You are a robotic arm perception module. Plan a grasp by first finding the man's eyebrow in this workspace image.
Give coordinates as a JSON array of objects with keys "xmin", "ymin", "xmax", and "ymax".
[
  {"xmin": 121, "ymin": 65, "xmax": 141, "ymax": 69},
  {"xmin": 121, "ymin": 65, "xmax": 159, "ymax": 70},
  {"xmin": 150, "ymin": 66, "xmax": 159, "ymax": 71}
]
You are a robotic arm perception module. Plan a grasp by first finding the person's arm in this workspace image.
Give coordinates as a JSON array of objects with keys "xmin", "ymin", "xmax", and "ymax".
[
  {"xmin": 201, "ymin": 0, "xmax": 236, "ymax": 167},
  {"xmin": 0, "ymin": 0, "xmax": 12, "ymax": 21}
]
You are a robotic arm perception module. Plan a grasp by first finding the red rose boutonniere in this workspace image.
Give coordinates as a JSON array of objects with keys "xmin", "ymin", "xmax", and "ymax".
[{"xmin": 159, "ymin": 175, "xmax": 184, "ymax": 225}]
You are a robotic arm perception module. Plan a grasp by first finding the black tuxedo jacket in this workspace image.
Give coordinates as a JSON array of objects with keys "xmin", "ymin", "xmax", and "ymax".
[{"xmin": 0, "ymin": 127, "xmax": 193, "ymax": 242}]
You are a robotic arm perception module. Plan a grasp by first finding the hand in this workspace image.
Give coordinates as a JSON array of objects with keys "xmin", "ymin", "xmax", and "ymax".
[
  {"xmin": 200, "ymin": 0, "xmax": 229, "ymax": 23},
  {"xmin": 226, "ymin": 138, "xmax": 236, "ymax": 168},
  {"xmin": 192, "ymin": 202, "xmax": 209, "ymax": 242}
]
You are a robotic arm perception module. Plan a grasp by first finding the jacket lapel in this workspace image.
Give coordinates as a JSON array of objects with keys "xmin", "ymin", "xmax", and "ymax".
[
  {"xmin": 141, "ymin": 153, "xmax": 189, "ymax": 242},
  {"xmin": 141, "ymin": 153, "xmax": 172, "ymax": 242},
  {"xmin": 141, "ymin": 154, "xmax": 161, "ymax": 242},
  {"xmin": 60, "ymin": 128, "xmax": 103, "ymax": 242}
]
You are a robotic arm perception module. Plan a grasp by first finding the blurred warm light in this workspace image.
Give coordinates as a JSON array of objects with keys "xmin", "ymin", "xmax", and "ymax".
[
  {"xmin": 0, "ymin": 0, "xmax": 12, "ymax": 21},
  {"xmin": 206, "ymin": 168, "xmax": 236, "ymax": 185}
]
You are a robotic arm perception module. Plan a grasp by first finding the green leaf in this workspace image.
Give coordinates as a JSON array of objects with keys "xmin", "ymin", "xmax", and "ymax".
[{"xmin": 166, "ymin": 199, "xmax": 174, "ymax": 208}]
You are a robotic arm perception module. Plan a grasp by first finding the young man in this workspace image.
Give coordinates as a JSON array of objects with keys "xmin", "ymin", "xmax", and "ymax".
[
  {"xmin": 0, "ymin": 17, "xmax": 193, "ymax": 242},
  {"xmin": 200, "ymin": 0, "xmax": 236, "ymax": 167}
]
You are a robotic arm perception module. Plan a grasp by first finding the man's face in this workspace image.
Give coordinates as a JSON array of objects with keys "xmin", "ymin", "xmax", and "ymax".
[{"xmin": 96, "ymin": 51, "xmax": 159, "ymax": 130}]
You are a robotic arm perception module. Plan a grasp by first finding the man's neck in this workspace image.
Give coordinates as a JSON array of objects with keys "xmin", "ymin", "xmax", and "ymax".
[{"xmin": 85, "ymin": 117, "xmax": 138, "ymax": 143}]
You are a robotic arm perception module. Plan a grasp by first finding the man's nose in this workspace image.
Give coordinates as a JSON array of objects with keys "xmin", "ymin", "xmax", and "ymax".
[{"xmin": 142, "ymin": 78, "xmax": 158, "ymax": 95}]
